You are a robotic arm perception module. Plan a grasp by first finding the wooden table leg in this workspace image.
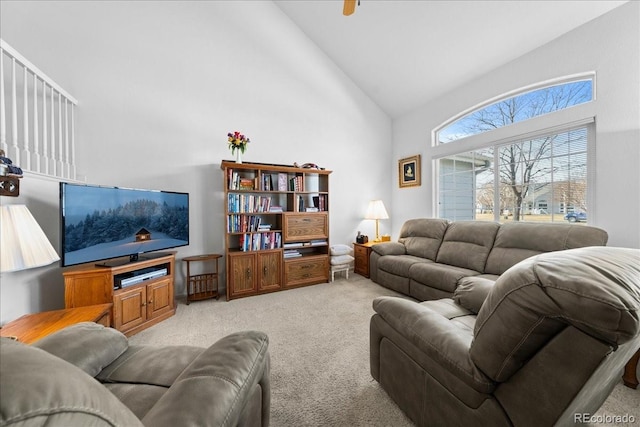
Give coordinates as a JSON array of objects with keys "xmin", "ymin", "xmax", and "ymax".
[{"xmin": 622, "ymin": 349, "xmax": 639, "ymax": 389}]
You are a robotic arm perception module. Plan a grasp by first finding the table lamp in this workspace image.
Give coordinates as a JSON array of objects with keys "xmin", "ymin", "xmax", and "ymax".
[
  {"xmin": 1, "ymin": 205, "xmax": 60, "ymax": 272},
  {"xmin": 365, "ymin": 200, "xmax": 389, "ymax": 242}
]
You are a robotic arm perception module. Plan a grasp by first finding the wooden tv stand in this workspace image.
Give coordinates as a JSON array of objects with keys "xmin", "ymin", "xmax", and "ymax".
[{"xmin": 63, "ymin": 252, "xmax": 176, "ymax": 337}]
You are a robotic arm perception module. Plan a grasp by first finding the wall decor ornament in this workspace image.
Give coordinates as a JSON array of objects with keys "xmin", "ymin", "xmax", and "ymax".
[
  {"xmin": 227, "ymin": 131, "xmax": 250, "ymax": 164},
  {"xmin": 398, "ymin": 154, "xmax": 421, "ymax": 188}
]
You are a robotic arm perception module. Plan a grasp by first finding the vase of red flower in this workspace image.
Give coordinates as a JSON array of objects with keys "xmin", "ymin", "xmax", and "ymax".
[{"xmin": 227, "ymin": 131, "xmax": 250, "ymax": 164}]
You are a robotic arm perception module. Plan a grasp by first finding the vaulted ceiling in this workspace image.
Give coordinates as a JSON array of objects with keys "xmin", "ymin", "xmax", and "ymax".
[{"xmin": 274, "ymin": 1, "xmax": 627, "ymax": 118}]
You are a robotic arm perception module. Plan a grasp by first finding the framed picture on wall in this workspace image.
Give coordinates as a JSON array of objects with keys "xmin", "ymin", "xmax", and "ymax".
[{"xmin": 398, "ymin": 155, "xmax": 421, "ymax": 188}]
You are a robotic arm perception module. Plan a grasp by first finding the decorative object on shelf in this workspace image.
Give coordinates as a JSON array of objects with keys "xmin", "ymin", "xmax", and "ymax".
[
  {"xmin": 398, "ymin": 154, "xmax": 421, "ymax": 188},
  {"xmin": 0, "ymin": 149, "xmax": 24, "ymax": 197},
  {"xmin": 227, "ymin": 131, "xmax": 250, "ymax": 164},
  {"xmin": 365, "ymin": 200, "xmax": 389, "ymax": 242},
  {"xmin": 0, "ymin": 205, "xmax": 60, "ymax": 272}
]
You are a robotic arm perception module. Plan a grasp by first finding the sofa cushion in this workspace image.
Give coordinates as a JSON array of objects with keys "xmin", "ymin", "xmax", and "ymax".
[
  {"xmin": 33, "ymin": 322, "xmax": 128, "ymax": 377},
  {"xmin": 378, "ymin": 254, "xmax": 431, "ymax": 277},
  {"xmin": 436, "ymin": 221, "xmax": 499, "ymax": 272},
  {"xmin": 409, "ymin": 261, "xmax": 481, "ymax": 293},
  {"xmin": 484, "ymin": 222, "xmax": 608, "ymax": 275},
  {"xmin": 0, "ymin": 338, "xmax": 143, "ymax": 427},
  {"xmin": 97, "ymin": 345, "xmax": 204, "ymax": 387},
  {"xmin": 397, "ymin": 218, "xmax": 449, "ymax": 260},
  {"xmin": 471, "ymin": 246, "xmax": 640, "ymax": 383},
  {"xmin": 453, "ymin": 277, "xmax": 496, "ymax": 314}
]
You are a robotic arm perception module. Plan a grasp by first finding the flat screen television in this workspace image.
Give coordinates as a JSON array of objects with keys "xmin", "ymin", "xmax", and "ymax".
[{"xmin": 60, "ymin": 183, "xmax": 189, "ymax": 267}]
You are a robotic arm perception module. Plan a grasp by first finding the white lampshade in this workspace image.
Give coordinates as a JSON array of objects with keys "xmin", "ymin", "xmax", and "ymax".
[
  {"xmin": 1, "ymin": 205, "xmax": 60, "ymax": 272},
  {"xmin": 365, "ymin": 200, "xmax": 389, "ymax": 220}
]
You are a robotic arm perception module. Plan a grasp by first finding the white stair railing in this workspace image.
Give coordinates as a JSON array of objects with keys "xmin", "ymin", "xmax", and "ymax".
[{"xmin": 1, "ymin": 39, "xmax": 78, "ymax": 180}]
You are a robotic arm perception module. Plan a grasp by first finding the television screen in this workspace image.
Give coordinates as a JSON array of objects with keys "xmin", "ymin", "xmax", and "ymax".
[{"xmin": 60, "ymin": 183, "xmax": 189, "ymax": 267}]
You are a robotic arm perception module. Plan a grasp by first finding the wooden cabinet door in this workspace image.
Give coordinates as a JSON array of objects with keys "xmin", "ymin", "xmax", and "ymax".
[
  {"xmin": 146, "ymin": 279, "xmax": 173, "ymax": 320},
  {"xmin": 258, "ymin": 251, "xmax": 282, "ymax": 292},
  {"xmin": 229, "ymin": 253, "xmax": 257, "ymax": 299},
  {"xmin": 64, "ymin": 271, "xmax": 112, "ymax": 308},
  {"xmin": 114, "ymin": 286, "xmax": 146, "ymax": 333}
]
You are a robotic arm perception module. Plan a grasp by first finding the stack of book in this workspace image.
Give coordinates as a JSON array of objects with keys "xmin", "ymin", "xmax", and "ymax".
[{"xmin": 283, "ymin": 249, "xmax": 302, "ymax": 258}]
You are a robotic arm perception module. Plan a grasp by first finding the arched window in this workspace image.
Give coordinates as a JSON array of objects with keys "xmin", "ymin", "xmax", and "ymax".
[
  {"xmin": 434, "ymin": 77, "xmax": 594, "ymax": 223},
  {"xmin": 437, "ymin": 79, "xmax": 593, "ymax": 144}
]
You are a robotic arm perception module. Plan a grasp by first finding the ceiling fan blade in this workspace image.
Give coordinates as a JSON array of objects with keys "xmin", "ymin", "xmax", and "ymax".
[{"xmin": 343, "ymin": 0, "xmax": 356, "ymax": 16}]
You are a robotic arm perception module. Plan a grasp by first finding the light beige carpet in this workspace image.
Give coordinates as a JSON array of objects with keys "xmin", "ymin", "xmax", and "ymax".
[{"xmin": 129, "ymin": 275, "xmax": 639, "ymax": 426}]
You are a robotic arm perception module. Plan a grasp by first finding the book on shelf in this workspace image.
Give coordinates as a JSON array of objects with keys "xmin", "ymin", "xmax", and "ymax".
[
  {"xmin": 269, "ymin": 205, "xmax": 283, "ymax": 212},
  {"xmin": 278, "ymin": 173, "xmax": 288, "ymax": 191},
  {"xmin": 283, "ymin": 249, "xmax": 302, "ymax": 258},
  {"xmin": 305, "ymin": 207, "xmax": 319, "ymax": 212}
]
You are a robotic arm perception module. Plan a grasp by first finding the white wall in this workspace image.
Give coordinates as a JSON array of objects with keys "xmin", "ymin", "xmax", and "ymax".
[
  {"xmin": 391, "ymin": 2, "xmax": 639, "ymax": 248},
  {"xmin": 0, "ymin": 1, "xmax": 392, "ymax": 324}
]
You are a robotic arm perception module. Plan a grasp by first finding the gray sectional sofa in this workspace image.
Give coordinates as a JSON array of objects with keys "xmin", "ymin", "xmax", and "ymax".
[{"xmin": 370, "ymin": 219, "xmax": 608, "ymax": 301}]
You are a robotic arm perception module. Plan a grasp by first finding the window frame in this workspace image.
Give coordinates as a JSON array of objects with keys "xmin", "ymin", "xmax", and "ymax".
[{"xmin": 430, "ymin": 75, "xmax": 597, "ymax": 223}]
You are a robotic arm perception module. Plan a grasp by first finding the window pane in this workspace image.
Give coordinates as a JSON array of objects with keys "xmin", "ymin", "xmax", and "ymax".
[
  {"xmin": 438, "ymin": 80, "xmax": 592, "ymax": 144},
  {"xmin": 438, "ymin": 126, "xmax": 589, "ymax": 224}
]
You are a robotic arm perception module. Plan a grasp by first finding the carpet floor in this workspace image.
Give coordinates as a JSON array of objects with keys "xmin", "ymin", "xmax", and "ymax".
[{"xmin": 129, "ymin": 275, "xmax": 639, "ymax": 426}]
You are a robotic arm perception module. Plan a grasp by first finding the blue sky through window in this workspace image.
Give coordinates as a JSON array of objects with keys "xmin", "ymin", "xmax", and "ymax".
[{"xmin": 438, "ymin": 80, "xmax": 593, "ymax": 143}]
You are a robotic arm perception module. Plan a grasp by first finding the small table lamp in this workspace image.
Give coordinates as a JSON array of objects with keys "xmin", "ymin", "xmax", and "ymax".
[
  {"xmin": 1, "ymin": 205, "xmax": 60, "ymax": 272},
  {"xmin": 365, "ymin": 200, "xmax": 389, "ymax": 242}
]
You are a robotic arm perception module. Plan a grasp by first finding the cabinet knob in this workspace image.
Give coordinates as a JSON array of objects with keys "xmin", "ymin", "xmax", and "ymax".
[
  {"xmin": 263, "ymin": 266, "xmax": 268, "ymax": 275},
  {"xmin": 246, "ymin": 268, "xmax": 251, "ymax": 278},
  {"xmin": 148, "ymin": 299, "xmax": 153, "ymax": 304},
  {"xmin": 141, "ymin": 302, "xmax": 147, "ymax": 307}
]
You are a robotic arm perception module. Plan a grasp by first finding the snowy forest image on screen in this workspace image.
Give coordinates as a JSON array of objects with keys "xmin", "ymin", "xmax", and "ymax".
[{"xmin": 62, "ymin": 184, "xmax": 189, "ymax": 266}]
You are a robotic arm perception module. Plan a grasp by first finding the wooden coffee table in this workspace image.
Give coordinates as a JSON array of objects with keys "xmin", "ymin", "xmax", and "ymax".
[{"xmin": 0, "ymin": 303, "xmax": 112, "ymax": 344}]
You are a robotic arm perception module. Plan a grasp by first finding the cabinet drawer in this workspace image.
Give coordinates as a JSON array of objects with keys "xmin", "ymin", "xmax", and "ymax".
[
  {"xmin": 353, "ymin": 244, "xmax": 369, "ymax": 262},
  {"xmin": 283, "ymin": 213, "xmax": 328, "ymax": 241},
  {"xmin": 284, "ymin": 256, "xmax": 329, "ymax": 287}
]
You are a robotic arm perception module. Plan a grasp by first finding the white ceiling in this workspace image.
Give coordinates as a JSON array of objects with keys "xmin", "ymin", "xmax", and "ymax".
[{"xmin": 274, "ymin": 0, "xmax": 627, "ymax": 118}]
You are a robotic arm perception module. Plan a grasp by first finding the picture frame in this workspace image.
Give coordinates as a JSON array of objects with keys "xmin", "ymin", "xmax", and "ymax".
[{"xmin": 398, "ymin": 155, "xmax": 421, "ymax": 188}]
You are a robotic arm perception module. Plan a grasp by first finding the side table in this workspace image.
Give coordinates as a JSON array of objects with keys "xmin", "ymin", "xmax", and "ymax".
[
  {"xmin": 0, "ymin": 303, "xmax": 112, "ymax": 344},
  {"xmin": 183, "ymin": 254, "xmax": 222, "ymax": 304},
  {"xmin": 353, "ymin": 241, "xmax": 377, "ymax": 278},
  {"xmin": 623, "ymin": 348, "xmax": 639, "ymax": 389}
]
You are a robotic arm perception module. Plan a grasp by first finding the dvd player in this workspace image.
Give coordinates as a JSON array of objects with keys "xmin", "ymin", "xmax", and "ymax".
[{"xmin": 115, "ymin": 267, "xmax": 168, "ymax": 289}]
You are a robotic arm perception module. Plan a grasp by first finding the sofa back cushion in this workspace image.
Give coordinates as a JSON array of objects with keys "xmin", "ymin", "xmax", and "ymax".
[
  {"xmin": 398, "ymin": 218, "xmax": 450, "ymax": 260},
  {"xmin": 435, "ymin": 221, "xmax": 500, "ymax": 272},
  {"xmin": 0, "ymin": 338, "xmax": 143, "ymax": 427},
  {"xmin": 470, "ymin": 247, "xmax": 640, "ymax": 383},
  {"xmin": 484, "ymin": 222, "xmax": 608, "ymax": 275}
]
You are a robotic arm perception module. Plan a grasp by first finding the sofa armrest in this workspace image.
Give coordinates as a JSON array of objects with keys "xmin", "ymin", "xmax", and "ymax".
[
  {"xmin": 372, "ymin": 297, "xmax": 494, "ymax": 393},
  {"xmin": 371, "ymin": 242, "xmax": 406, "ymax": 256},
  {"xmin": 33, "ymin": 322, "xmax": 128, "ymax": 377},
  {"xmin": 142, "ymin": 330, "xmax": 270, "ymax": 427}
]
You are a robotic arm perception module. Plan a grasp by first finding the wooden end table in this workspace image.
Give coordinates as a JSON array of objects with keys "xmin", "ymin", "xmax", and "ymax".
[
  {"xmin": 183, "ymin": 254, "xmax": 222, "ymax": 304},
  {"xmin": 0, "ymin": 303, "xmax": 112, "ymax": 344},
  {"xmin": 623, "ymin": 349, "xmax": 639, "ymax": 389},
  {"xmin": 353, "ymin": 241, "xmax": 377, "ymax": 278}
]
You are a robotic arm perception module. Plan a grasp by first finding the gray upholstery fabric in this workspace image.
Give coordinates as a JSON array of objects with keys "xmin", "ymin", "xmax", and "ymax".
[
  {"xmin": 435, "ymin": 221, "xmax": 500, "ymax": 272},
  {"xmin": 97, "ymin": 345, "xmax": 204, "ymax": 387},
  {"xmin": 1, "ymin": 327, "xmax": 271, "ymax": 427},
  {"xmin": 397, "ymin": 218, "xmax": 449, "ymax": 260},
  {"xmin": 453, "ymin": 277, "xmax": 495, "ymax": 314},
  {"xmin": 0, "ymin": 338, "xmax": 143, "ymax": 427},
  {"xmin": 33, "ymin": 322, "xmax": 128, "ymax": 377},
  {"xmin": 472, "ymin": 246, "xmax": 640, "ymax": 382},
  {"xmin": 370, "ymin": 246, "xmax": 640, "ymax": 427},
  {"xmin": 142, "ymin": 331, "xmax": 271, "ymax": 427},
  {"xmin": 483, "ymin": 222, "xmax": 608, "ymax": 275},
  {"xmin": 370, "ymin": 219, "xmax": 609, "ymax": 302}
]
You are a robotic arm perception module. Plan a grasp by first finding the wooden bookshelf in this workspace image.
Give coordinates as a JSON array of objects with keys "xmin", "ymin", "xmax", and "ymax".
[{"xmin": 221, "ymin": 161, "xmax": 331, "ymax": 300}]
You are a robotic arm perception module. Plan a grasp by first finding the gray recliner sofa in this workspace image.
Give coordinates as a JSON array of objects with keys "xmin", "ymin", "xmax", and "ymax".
[
  {"xmin": 0, "ymin": 323, "xmax": 270, "ymax": 427},
  {"xmin": 370, "ymin": 219, "xmax": 608, "ymax": 301},
  {"xmin": 370, "ymin": 246, "xmax": 640, "ymax": 426}
]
